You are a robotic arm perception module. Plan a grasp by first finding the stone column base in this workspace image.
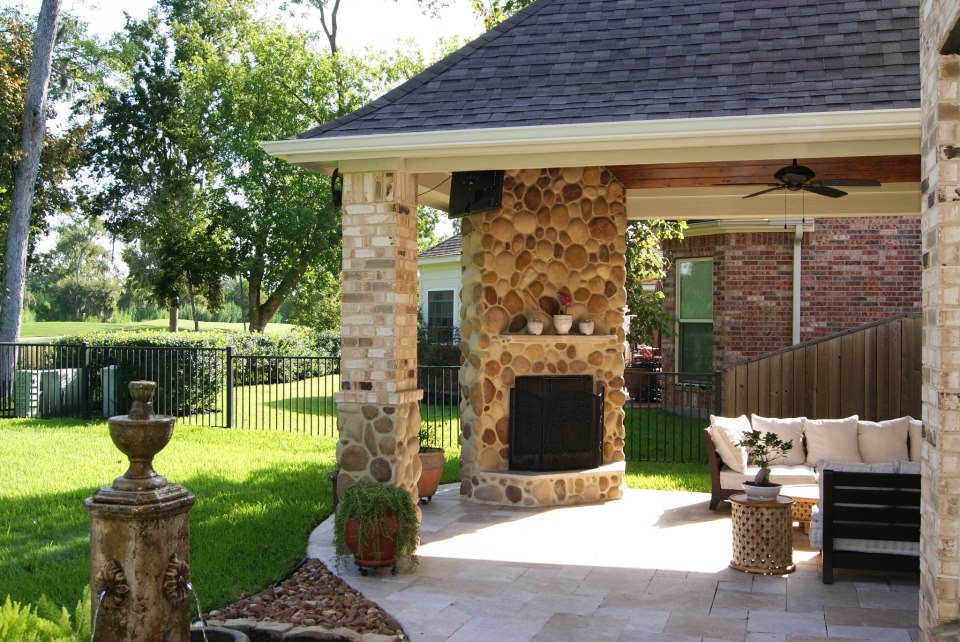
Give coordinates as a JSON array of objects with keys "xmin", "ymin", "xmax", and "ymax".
[{"xmin": 464, "ymin": 461, "xmax": 625, "ymax": 506}]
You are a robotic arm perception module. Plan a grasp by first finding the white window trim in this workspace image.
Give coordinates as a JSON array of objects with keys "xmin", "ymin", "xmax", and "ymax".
[{"xmin": 675, "ymin": 257, "xmax": 714, "ymax": 374}]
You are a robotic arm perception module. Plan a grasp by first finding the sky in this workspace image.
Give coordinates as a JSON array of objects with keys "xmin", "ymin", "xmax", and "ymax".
[{"xmin": 5, "ymin": 0, "xmax": 483, "ymax": 55}]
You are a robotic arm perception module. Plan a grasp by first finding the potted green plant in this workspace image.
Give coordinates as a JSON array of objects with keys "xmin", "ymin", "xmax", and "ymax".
[
  {"xmin": 735, "ymin": 430, "xmax": 794, "ymax": 500},
  {"xmin": 333, "ymin": 480, "xmax": 419, "ymax": 575},
  {"xmin": 417, "ymin": 428, "xmax": 445, "ymax": 504}
]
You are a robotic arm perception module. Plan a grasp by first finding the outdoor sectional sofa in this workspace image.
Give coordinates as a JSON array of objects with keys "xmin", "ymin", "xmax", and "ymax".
[{"xmin": 704, "ymin": 414, "xmax": 923, "ymax": 581}]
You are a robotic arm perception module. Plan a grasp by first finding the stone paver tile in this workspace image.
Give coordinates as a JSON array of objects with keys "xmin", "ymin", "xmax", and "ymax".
[
  {"xmin": 391, "ymin": 603, "xmax": 471, "ymax": 637},
  {"xmin": 599, "ymin": 608, "xmax": 670, "ymax": 632},
  {"xmin": 662, "ymin": 612, "xmax": 747, "ymax": 641},
  {"xmin": 744, "ymin": 634, "xmax": 785, "ymax": 642},
  {"xmin": 786, "ymin": 635, "xmax": 870, "ymax": 642},
  {"xmin": 445, "ymin": 613, "xmax": 550, "ymax": 642},
  {"xmin": 786, "ymin": 578, "xmax": 861, "ymax": 612},
  {"xmin": 447, "ymin": 561, "xmax": 526, "ymax": 583},
  {"xmin": 577, "ymin": 567, "xmax": 654, "ymax": 595},
  {"xmin": 751, "ymin": 576, "xmax": 788, "ymax": 595},
  {"xmin": 825, "ymin": 625, "xmax": 913, "ymax": 641},
  {"xmin": 617, "ymin": 630, "xmax": 701, "ymax": 642},
  {"xmin": 601, "ymin": 577, "xmax": 716, "ymax": 613},
  {"xmin": 857, "ymin": 587, "xmax": 920, "ymax": 610},
  {"xmin": 517, "ymin": 591, "xmax": 604, "ymax": 617},
  {"xmin": 711, "ymin": 606, "xmax": 749, "ymax": 620},
  {"xmin": 714, "ymin": 588, "xmax": 787, "ymax": 611},
  {"xmin": 510, "ymin": 567, "xmax": 584, "ymax": 594},
  {"xmin": 450, "ymin": 590, "xmax": 537, "ymax": 616},
  {"xmin": 719, "ymin": 578, "xmax": 754, "ymax": 593},
  {"xmin": 747, "ymin": 610, "xmax": 827, "ymax": 637},
  {"xmin": 531, "ymin": 612, "xmax": 627, "ymax": 642},
  {"xmin": 823, "ymin": 606, "xmax": 919, "ymax": 629}
]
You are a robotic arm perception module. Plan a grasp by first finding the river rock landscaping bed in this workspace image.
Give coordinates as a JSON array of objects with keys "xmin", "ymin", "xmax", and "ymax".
[{"xmin": 202, "ymin": 559, "xmax": 406, "ymax": 642}]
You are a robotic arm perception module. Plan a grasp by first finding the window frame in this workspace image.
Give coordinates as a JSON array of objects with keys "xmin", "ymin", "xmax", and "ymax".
[{"xmin": 675, "ymin": 257, "xmax": 714, "ymax": 382}]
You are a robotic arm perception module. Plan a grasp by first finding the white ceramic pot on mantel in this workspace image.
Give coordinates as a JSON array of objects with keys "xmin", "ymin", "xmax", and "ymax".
[
  {"xmin": 526, "ymin": 318, "xmax": 544, "ymax": 335},
  {"xmin": 553, "ymin": 314, "xmax": 573, "ymax": 335},
  {"xmin": 578, "ymin": 319, "xmax": 595, "ymax": 335}
]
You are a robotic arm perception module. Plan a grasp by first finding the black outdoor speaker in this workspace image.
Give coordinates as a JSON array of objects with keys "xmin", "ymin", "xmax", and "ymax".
[{"xmin": 448, "ymin": 170, "xmax": 504, "ymax": 217}]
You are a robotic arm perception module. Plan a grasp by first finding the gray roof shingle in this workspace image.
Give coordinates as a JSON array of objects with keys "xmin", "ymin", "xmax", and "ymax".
[
  {"xmin": 299, "ymin": 0, "xmax": 919, "ymax": 140},
  {"xmin": 419, "ymin": 234, "xmax": 462, "ymax": 259}
]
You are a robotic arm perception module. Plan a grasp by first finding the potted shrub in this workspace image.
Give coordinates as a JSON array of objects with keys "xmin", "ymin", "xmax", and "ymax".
[
  {"xmin": 736, "ymin": 429, "xmax": 794, "ymax": 500},
  {"xmin": 416, "ymin": 428, "xmax": 445, "ymax": 504},
  {"xmin": 333, "ymin": 480, "xmax": 419, "ymax": 575}
]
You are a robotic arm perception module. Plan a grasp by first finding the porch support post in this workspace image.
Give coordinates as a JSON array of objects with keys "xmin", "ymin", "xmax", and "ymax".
[
  {"xmin": 334, "ymin": 170, "xmax": 422, "ymax": 503},
  {"xmin": 919, "ymin": 2, "xmax": 960, "ymax": 637}
]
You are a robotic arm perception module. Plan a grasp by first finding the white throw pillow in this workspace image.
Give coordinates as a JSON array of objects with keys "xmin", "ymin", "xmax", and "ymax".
[
  {"xmin": 803, "ymin": 416, "xmax": 861, "ymax": 466},
  {"xmin": 750, "ymin": 415, "xmax": 805, "ymax": 465},
  {"xmin": 709, "ymin": 414, "xmax": 750, "ymax": 473},
  {"xmin": 857, "ymin": 416, "xmax": 910, "ymax": 463},
  {"xmin": 909, "ymin": 418, "xmax": 923, "ymax": 463}
]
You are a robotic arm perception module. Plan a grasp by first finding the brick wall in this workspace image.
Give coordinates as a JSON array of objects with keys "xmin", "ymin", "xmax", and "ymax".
[{"xmin": 661, "ymin": 217, "xmax": 921, "ymax": 370}]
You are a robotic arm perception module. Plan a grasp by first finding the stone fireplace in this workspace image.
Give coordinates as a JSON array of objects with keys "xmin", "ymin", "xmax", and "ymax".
[
  {"xmin": 458, "ymin": 167, "xmax": 628, "ymax": 507},
  {"xmin": 509, "ymin": 375, "xmax": 603, "ymax": 472}
]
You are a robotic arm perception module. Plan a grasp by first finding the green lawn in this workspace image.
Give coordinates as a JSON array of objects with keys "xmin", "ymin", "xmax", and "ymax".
[
  {"xmin": 0, "ymin": 419, "xmax": 336, "ymax": 614},
  {"xmin": 19, "ymin": 319, "xmax": 301, "ymax": 339}
]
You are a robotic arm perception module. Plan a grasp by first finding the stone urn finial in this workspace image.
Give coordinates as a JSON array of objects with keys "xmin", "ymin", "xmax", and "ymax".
[{"xmin": 108, "ymin": 381, "xmax": 175, "ymax": 492}]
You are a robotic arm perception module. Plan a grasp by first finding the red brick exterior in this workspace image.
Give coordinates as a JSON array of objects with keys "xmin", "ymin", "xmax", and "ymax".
[{"xmin": 660, "ymin": 217, "xmax": 921, "ymax": 370}]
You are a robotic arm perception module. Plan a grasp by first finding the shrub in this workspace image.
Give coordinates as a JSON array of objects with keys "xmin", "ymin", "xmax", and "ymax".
[{"xmin": 0, "ymin": 591, "xmax": 90, "ymax": 642}]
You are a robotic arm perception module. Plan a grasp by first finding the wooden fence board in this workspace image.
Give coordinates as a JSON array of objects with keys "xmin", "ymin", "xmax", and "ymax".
[{"xmin": 720, "ymin": 314, "xmax": 920, "ymax": 421}]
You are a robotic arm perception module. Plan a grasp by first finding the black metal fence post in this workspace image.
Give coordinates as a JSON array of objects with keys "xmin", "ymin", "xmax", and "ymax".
[
  {"xmin": 81, "ymin": 341, "xmax": 90, "ymax": 420},
  {"xmin": 225, "ymin": 346, "xmax": 234, "ymax": 428}
]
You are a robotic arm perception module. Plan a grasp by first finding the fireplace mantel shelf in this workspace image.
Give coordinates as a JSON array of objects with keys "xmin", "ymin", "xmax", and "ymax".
[{"xmin": 495, "ymin": 334, "xmax": 619, "ymax": 343}]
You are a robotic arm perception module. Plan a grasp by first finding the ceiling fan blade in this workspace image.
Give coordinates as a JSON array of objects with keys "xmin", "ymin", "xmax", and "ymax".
[
  {"xmin": 803, "ymin": 184, "xmax": 847, "ymax": 198},
  {"xmin": 816, "ymin": 179, "xmax": 881, "ymax": 187},
  {"xmin": 743, "ymin": 185, "xmax": 786, "ymax": 198}
]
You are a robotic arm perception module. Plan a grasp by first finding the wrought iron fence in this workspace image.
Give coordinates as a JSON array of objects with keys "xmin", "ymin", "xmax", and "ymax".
[{"xmin": 0, "ymin": 341, "xmax": 715, "ymax": 464}]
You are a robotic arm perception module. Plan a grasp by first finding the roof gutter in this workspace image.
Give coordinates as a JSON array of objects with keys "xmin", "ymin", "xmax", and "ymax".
[{"xmin": 261, "ymin": 108, "xmax": 920, "ymax": 172}]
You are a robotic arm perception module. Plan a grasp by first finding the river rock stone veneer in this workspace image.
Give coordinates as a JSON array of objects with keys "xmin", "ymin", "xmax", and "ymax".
[{"xmin": 459, "ymin": 167, "xmax": 628, "ymax": 506}]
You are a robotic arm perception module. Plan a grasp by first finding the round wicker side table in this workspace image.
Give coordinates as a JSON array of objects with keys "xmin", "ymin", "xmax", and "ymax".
[{"xmin": 729, "ymin": 493, "xmax": 796, "ymax": 574}]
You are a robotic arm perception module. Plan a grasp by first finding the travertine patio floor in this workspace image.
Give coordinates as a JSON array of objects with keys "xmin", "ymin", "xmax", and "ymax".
[{"xmin": 307, "ymin": 485, "xmax": 920, "ymax": 642}]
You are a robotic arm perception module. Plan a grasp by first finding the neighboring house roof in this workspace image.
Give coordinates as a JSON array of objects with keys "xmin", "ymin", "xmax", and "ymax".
[
  {"xmin": 299, "ymin": 0, "xmax": 918, "ymax": 141},
  {"xmin": 419, "ymin": 234, "xmax": 462, "ymax": 259}
]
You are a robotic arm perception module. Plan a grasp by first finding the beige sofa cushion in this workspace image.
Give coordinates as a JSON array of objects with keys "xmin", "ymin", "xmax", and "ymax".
[
  {"xmin": 909, "ymin": 418, "xmax": 923, "ymax": 463},
  {"xmin": 751, "ymin": 414, "xmax": 805, "ymax": 465},
  {"xmin": 857, "ymin": 416, "xmax": 910, "ymax": 463},
  {"xmin": 719, "ymin": 464, "xmax": 817, "ymax": 489},
  {"xmin": 709, "ymin": 414, "xmax": 750, "ymax": 473},
  {"xmin": 803, "ymin": 416, "xmax": 861, "ymax": 466}
]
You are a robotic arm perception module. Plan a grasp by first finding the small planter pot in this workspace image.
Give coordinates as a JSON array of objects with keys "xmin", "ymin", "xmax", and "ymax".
[
  {"xmin": 741, "ymin": 482, "xmax": 782, "ymax": 501},
  {"xmin": 345, "ymin": 515, "xmax": 399, "ymax": 574},
  {"xmin": 553, "ymin": 314, "xmax": 573, "ymax": 335},
  {"xmin": 417, "ymin": 447, "xmax": 445, "ymax": 503},
  {"xmin": 526, "ymin": 318, "xmax": 544, "ymax": 335},
  {"xmin": 578, "ymin": 319, "xmax": 595, "ymax": 335}
]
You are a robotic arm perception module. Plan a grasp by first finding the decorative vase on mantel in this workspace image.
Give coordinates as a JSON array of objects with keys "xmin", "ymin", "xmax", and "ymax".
[
  {"xmin": 553, "ymin": 314, "xmax": 573, "ymax": 335},
  {"xmin": 578, "ymin": 319, "xmax": 595, "ymax": 335},
  {"xmin": 526, "ymin": 318, "xmax": 544, "ymax": 335}
]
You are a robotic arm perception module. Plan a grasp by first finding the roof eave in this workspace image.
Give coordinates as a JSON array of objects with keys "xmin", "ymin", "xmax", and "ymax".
[{"xmin": 260, "ymin": 108, "xmax": 920, "ymax": 174}]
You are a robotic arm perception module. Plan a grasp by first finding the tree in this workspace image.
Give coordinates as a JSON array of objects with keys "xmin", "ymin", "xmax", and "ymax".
[
  {"xmin": 0, "ymin": 0, "xmax": 62, "ymax": 346},
  {"xmin": 624, "ymin": 220, "xmax": 686, "ymax": 349},
  {"xmin": 28, "ymin": 215, "xmax": 120, "ymax": 321},
  {"xmin": 86, "ymin": 5, "xmax": 232, "ymax": 332}
]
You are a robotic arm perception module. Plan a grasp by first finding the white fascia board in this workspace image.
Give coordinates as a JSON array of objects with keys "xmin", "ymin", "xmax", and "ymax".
[
  {"xmin": 418, "ymin": 255, "xmax": 461, "ymax": 268},
  {"xmin": 683, "ymin": 219, "xmax": 816, "ymax": 236},
  {"xmin": 260, "ymin": 109, "xmax": 919, "ymax": 173}
]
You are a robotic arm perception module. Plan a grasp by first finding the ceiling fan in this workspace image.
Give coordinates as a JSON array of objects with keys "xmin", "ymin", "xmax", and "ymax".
[{"xmin": 743, "ymin": 160, "xmax": 881, "ymax": 198}]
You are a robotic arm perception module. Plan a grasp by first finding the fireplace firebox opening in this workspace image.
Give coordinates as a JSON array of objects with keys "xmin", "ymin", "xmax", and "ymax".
[{"xmin": 509, "ymin": 375, "xmax": 604, "ymax": 472}]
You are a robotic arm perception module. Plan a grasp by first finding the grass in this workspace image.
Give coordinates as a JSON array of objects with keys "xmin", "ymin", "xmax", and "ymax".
[
  {"xmin": 0, "ymin": 419, "xmax": 336, "ymax": 614},
  {"xmin": 624, "ymin": 461, "xmax": 710, "ymax": 492},
  {"xmin": 19, "ymin": 319, "xmax": 300, "ymax": 339}
]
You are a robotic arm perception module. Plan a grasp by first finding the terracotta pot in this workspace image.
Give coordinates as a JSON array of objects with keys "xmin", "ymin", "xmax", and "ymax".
[
  {"xmin": 417, "ymin": 448, "xmax": 445, "ymax": 502},
  {"xmin": 345, "ymin": 516, "xmax": 398, "ymax": 568}
]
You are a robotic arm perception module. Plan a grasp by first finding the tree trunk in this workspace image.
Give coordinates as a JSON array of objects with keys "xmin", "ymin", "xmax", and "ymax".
[
  {"xmin": 188, "ymin": 283, "xmax": 199, "ymax": 331},
  {"xmin": 168, "ymin": 296, "xmax": 179, "ymax": 333},
  {"xmin": 0, "ymin": 0, "xmax": 62, "ymax": 396}
]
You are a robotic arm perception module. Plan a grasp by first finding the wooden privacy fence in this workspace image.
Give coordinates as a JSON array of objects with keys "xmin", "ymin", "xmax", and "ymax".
[{"xmin": 720, "ymin": 313, "xmax": 921, "ymax": 421}]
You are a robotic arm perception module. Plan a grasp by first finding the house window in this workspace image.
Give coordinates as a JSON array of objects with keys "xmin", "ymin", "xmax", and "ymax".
[
  {"xmin": 677, "ymin": 258, "xmax": 713, "ymax": 378},
  {"xmin": 426, "ymin": 289, "xmax": 455, "ymax": 343}
]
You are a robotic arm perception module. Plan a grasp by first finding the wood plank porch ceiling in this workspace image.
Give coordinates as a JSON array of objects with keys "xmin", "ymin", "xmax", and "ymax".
[{"xmin": 608, "ymin": 155, "xmax": 919, "ymax": 190}]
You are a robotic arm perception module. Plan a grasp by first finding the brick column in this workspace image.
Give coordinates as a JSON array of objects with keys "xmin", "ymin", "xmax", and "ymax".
[
  {"xmin": 334, "ymin": 170, "xmax": 422, "ymax": 501},
  {"xmin": 920, "ymin": 2, "xmax": 960, "ymax": 637}
]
